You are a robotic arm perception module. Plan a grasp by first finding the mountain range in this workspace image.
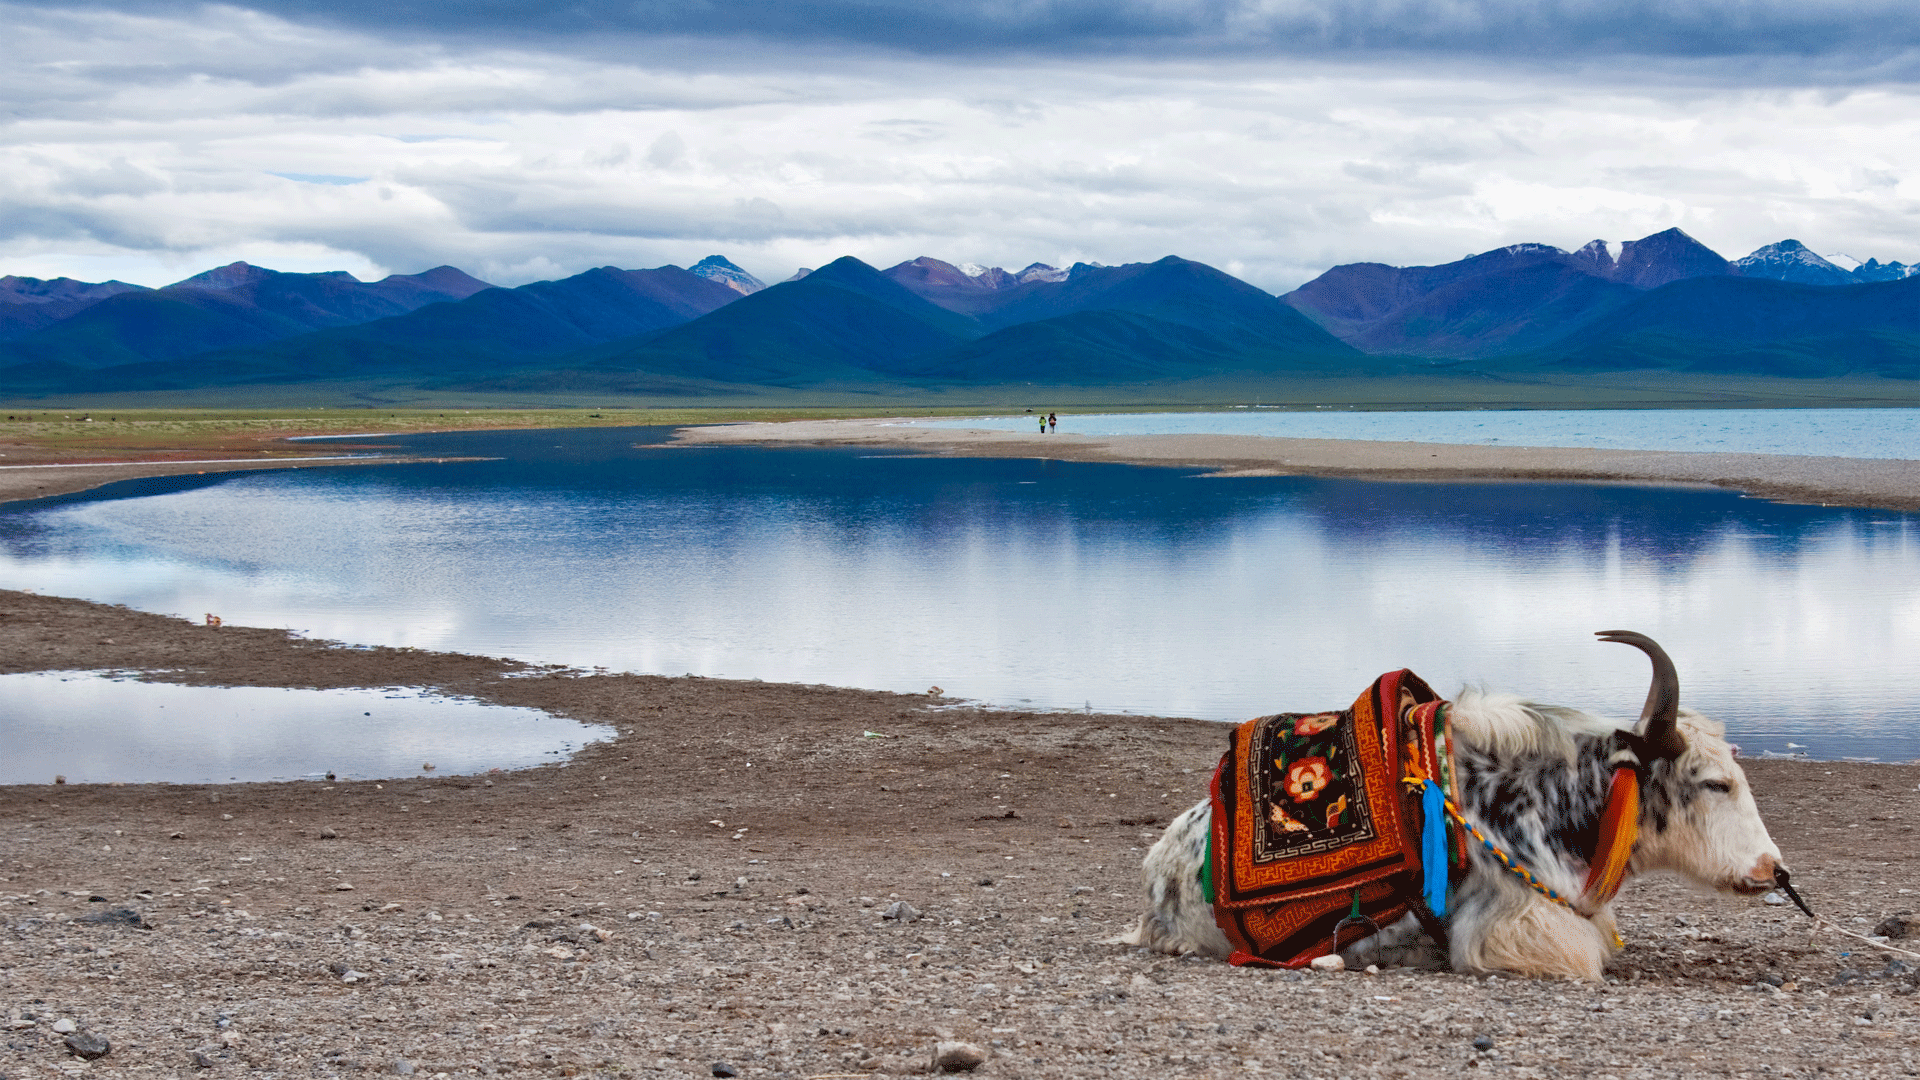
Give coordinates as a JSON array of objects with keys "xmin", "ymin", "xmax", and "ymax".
[
  {"xmin": 4, "ymin": 231, "xmax": 1919, "ymax": 397},
  {"xmin": 1282, "ymin": 228, "xmax": 1920, "ymax": 375}
]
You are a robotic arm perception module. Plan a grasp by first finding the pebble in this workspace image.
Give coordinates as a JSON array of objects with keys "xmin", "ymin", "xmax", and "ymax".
[
  {"xmin": 393, "ymin": 1059, "xmax": 416, "ymax": 1075},
  {"xmin": 52, "ymin": 1018, "xmax": 78, "ymax": 1034},
  {"xmin": 76, "ymin": 906, "xmax": 145, "ymax": 928},
  {"xmin": 710, "ymin": 1063, "xmax": 739, "ymax": 1078},
  {"xmin": 1309, "ymin": 954, "xmax": 1345, "ymax": 972},
  {"xmin": 335, "ymin": 882, "xmax": 355, "ymax": 891},
  {"xmin": 883, "ymin": 900, "xmax": 920, "ymax": 922},
  {"xmin": 1763, "ymin": 891, "xmax": 1787, "ymax": 905},
  {"xmin": 1873, "ymin": 912, "xmax": 1913, "ymax": 939},
  {"xmin": 1472, "ymin": 1035, "xmax": 1495, "ymax": 1052},
  {"xmin": 932, "ymin": 1041, "xmax": 989, "ymax": 1072},
  {"xmin": 319, "ymin": 827, "xmax": 338, "ymax": 839},
  {"xmin": 65, "ymin": 1032, "xmax": 111, "ymax": 1060}
]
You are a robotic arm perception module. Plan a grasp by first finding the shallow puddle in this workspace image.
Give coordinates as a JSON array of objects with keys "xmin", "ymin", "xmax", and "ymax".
[{"xmin": 0, "ymin": 671, "xmax": 615, "ymax": 785}]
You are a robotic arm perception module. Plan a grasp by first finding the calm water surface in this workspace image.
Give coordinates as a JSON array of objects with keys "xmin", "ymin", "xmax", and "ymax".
[
  {"xmin": 922, "ymin": 408, "xmax": 1920, "ymax": 459},
  {"xmin": 2, "ymin": 426, "xmax": 1917, "ymax": 763},
  {"xmin": 0, "ymin": 672, "xmax": 613, "ymax": 784}
]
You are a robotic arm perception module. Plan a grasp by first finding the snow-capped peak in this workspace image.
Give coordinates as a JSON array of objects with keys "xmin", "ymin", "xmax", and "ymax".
[
  {"xmin": 958, "ymin": 263, "xmax": 990, "ymax": 278},
  {"xmin": 1499, "ymin": 243, "xmax": 1566, "ymax": 257},
  {"xmin": 1016, "ymin": 263, "xmax": 1068, "ymax": 284},
  {"xmin": 1730, "ymin": 240, "xmax": 1853, "ymax": 286},
  {"xmin": 1851, "ymin": 258, "xmax": 1920, "ymax": 282},
  {"xmin": 689, "ymin": 255, "xmax": 766, "ymax": 296}
]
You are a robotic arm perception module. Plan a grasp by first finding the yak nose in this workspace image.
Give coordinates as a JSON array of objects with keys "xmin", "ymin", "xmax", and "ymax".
[{"xmin": 1747, "ymin": 853, "xmax": 1779, "ymax": 884}]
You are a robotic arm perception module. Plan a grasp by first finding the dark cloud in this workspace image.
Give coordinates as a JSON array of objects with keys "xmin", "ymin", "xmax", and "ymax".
[
  {"xmin": 7, "ymin": 0, "xmax": 1920, "ymax": 291},
  {"xmin": 21, "ymin": 0, "xmax": 1920, "ymax": 62}
]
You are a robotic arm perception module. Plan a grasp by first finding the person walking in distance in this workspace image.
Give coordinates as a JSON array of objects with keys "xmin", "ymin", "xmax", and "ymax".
[
  {"xmin": 1039, "ymin": 413, "xmax": 1048, "ymax": 434},
  {"xmin": 1048, "ymin": 412, "xmax": 1057, "ymax": 433}
]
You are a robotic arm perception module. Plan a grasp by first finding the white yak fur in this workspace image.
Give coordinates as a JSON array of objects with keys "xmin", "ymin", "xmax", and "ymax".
[{"xmin": 1118, "ymin": 687, "xmax": 1782, "ymax": 981}]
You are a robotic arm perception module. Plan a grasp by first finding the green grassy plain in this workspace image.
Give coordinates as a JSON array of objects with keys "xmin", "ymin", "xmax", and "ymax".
[{"xmin": 6, "ymin": 370, "xmax": 1920, "ymax": 461}]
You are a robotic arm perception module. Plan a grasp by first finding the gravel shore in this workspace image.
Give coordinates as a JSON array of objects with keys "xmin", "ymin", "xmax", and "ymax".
[{"xmin": 4, "ymin": 590, "xmax": 1919, "ymax": 1079}]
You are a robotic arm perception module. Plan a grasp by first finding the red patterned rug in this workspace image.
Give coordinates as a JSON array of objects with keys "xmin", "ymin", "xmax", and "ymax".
[{"xmin": 1206, "ymin": 669, "xmax": 1454, "ymax": 967}]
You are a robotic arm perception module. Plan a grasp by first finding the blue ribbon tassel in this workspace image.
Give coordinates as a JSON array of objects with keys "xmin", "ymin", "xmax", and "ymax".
[{"xmin": 1419, "ymin": 779, "xmax": 1448, "ymax": 919}]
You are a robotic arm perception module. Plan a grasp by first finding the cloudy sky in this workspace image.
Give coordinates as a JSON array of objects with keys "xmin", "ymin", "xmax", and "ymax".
[{"xmin": 7, "ymin": 0, "xmax": 1920, "ymax": 291}]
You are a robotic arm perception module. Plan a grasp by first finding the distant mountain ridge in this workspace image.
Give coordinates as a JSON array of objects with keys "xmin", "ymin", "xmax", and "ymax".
[
  {"xmin": 1281, "ymin": 228, "xmax": 1920, "ymax": 375},
  {"xmin": 0, "ymin": 276, "xmax": 149, "ymax": 340},
  {"xmin": 67, "ymin": 264, "xmax": 747, "ymax": 392},
  {"xmin": 8, "ymin": 232, "xmax": 1920, "ymax": 397},
  {"xmin": 0, "ymin": 262, "xmax": 493, "ymax": 372}
]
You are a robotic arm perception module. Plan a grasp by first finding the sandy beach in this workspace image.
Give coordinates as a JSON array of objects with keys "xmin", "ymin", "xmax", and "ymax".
[
  {"xmin": 4, "ymin": 419, "xmax": 1920, "ymax": 1078},
  {"xmin": 672, "ymin": 418, "xmax": 1920, "ymax": 513}
]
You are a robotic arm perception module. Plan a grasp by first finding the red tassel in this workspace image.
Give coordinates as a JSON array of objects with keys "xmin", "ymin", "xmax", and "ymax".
[{"xmin": 1580, "ymin": 767, "xmax": 1640, "ymax": 913}]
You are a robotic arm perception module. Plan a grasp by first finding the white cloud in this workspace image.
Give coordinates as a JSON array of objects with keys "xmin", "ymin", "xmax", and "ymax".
[{"xmin": 4, "ymin": 2, "xmax": 1920, "ymax": 290}]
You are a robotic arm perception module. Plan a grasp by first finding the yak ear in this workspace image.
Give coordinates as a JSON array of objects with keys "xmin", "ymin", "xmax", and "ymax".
[{"xmin": 1596, "ymin": 630, "xmax": 1687, "ymax": 762}]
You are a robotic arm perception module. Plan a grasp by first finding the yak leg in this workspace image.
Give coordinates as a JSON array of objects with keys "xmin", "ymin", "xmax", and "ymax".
[
  {"xmin": 1114, "ymin": 799, "xmax": 1231, "ymax": 958},
  {"xmin": 1449, "ymin": 878, "xmax": 1614, "ymax": 981},
  {"xmin": 1340, "ymin": 912, "xmax": 1448, "ymax": 971}
]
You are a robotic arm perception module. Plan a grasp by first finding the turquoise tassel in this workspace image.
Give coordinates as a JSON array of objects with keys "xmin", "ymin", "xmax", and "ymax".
[{"xmin": 1420, "ymin": 779, "xmax": 1447, "ymax": 918}]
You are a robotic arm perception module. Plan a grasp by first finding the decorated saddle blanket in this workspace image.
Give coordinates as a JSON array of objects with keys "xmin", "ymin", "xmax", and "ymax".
[{"xmin": 1206, "ymin": 669, "xmax": 1463, "ymax": 968}]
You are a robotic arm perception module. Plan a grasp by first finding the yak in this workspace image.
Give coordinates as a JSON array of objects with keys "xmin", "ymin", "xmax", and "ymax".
[{"xmin": 1121, "ymin": 631, "xmax": 1787, "ymax": 980}]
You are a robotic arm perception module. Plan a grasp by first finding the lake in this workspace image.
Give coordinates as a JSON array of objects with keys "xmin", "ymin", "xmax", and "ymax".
[
  {"xmin": 921, "ymin": 407, "xmax": 1920, "ymax": 459},
  {"xmin": 2, "ymin": 424, "xmax": 1917, "ymax": 766}
]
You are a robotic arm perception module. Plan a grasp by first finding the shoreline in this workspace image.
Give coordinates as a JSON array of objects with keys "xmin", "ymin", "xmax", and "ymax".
[
  {"xmin": 2, "ymin": 589, "xmax": 1916, "ymax": 1076},
  {"xmin": 673, "ymin": 417, "xmax": 1920, "ymax": 512},
  {"xmin": 6, "ymin": 415, "xmax": 1918, "ymax": 512},
  {"xmin": 0, "ymin": 454, "xmax": 484, "ymax": 507}
]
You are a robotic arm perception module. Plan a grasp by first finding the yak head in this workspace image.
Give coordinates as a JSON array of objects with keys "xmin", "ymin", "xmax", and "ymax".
[{"xmin": 1598, "ymin": 631, "xmax": 1786, "ymax": 898}]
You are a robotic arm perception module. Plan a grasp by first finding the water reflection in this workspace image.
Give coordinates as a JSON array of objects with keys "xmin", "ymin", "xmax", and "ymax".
[
  {"xmin": 0, "ymin": 672, "xmax": 613, "ymax": 785},
  {"xmin": 1, "ymin": 426, "xmax": 1916, "ymax": 760}
]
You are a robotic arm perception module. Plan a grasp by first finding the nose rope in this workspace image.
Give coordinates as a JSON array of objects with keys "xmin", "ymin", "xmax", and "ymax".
[
  {"xmin": 1765, "ymin": 868, "xmax": 1920, "ymax": 964},
  {"xmin": 1810, "ymin": 917, "xmax": 1920, "ymax": 962},
  {"xmin": 1772, "ymin": 868, "xmax": 1816, "ymax": 918}
]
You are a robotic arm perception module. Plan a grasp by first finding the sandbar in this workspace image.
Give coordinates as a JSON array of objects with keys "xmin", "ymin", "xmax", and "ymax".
[{"xmin": 674, "ymin": 417, "xmax": 1920, "ymax": 511}]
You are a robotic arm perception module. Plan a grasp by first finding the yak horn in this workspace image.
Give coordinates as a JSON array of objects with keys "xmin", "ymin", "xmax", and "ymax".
[{"xmin": 1596, "ymin": 630, "xmax": 1686, "ymax": 761}]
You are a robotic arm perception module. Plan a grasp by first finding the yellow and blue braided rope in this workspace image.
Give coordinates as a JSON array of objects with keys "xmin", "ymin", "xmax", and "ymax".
[{"xmin": 1406, "ymin": 777, "xmax": 1571, "ymax": 908}]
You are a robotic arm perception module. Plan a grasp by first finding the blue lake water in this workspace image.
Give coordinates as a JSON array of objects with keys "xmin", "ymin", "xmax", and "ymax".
[
  {"xmin": 2, "ymin": 425, "xmax": 1918, "ymax": 764},
  {"xmin": 920, "ymin": 408, "xmax": 1920, "ymax": 459},
  {"xmin": 0, "ymin": 673, "xmax": 613, "ymax": 785}
]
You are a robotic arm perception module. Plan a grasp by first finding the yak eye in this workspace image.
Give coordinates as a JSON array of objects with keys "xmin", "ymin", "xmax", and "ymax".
[{"xmin": 1701, "ymin": 780, "xmax": 1734, "ymax": 795}]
